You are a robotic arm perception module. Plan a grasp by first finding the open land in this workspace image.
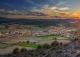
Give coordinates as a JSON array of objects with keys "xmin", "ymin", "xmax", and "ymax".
[{"xmin": 0, "ymin": 23, "xmax": 78, "ymax": 55}]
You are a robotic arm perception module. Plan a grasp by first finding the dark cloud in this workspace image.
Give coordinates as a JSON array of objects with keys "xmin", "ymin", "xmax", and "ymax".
[{"xmin": 26, "ymin": 12, "xmax": 47, "ymax": 16}]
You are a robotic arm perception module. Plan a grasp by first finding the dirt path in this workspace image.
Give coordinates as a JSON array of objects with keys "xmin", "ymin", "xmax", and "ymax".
[
  {"xmin": 37, "ymin": 39, "xmax": 70, "ymax": 44},
  {"xmin": 0, "ymin": 37, "xmax": 40, "ymax": 44}
]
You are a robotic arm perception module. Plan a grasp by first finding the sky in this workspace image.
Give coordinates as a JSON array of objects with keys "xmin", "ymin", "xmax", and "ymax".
[{"xmin": 0, "ymin": 0, "xmax": 80, "ymax": 19}]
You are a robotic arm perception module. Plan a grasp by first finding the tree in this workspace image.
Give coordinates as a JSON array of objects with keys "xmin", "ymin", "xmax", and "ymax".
[
  {"xmin": 26, "ymin": 41, "xmax": 30, "ymax": 43},
  {"xmin": 43, "ymin": 43, "xmax": 51, "ymax": 49},
  {"xmin": 60, "ymin": 42, "xmax": 63, "ymax": 45},
  {"xmin": 37, "ymin": 45, "xmax": 42, "ymax": 49},
  {"xmin": 74, "ymin": 38, "xmax": 79, "ymax": 41},
  {"xmin": 23, "ymin": 41, "xmax": 25, "ymax": 43},
  {"xmin": 51, "ymin": 41, "xmax": 59, "ymax": 47},
  {"xmin": 5, "ymin": 25, "xmax": 9, "ymax": 29},
  {"xmin": 13, "ymin": 47, "xmax": 20, "ymax": 54},
  {"xmin": 51, "ymin": 42, "xmax": 54, "ymax": 46},
  {"xmin": 20, "ymin": 48, "xmax": 27, "ymax": 53},
  {"xmin": 54, "ymin": 38, "xmax": 57, "ymax": 40}
]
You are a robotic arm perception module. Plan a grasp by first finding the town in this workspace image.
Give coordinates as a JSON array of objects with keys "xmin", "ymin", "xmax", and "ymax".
[{"xmin": 0, "ymin": 24, "xmax": 74, "ymax": 38}]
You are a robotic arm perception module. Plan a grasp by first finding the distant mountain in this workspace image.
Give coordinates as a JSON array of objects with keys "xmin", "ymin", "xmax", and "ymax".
[{"xmin": 0, "ymin": 17, "xmax": 78, "ymax": 27}]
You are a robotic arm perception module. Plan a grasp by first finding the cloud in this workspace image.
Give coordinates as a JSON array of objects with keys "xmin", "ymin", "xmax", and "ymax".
[
  {"xmin": 59, "ymin": 7, "xmax": 69, "ymax": 10},
  {"xmin": 31, "ymin": 4, "xmax": 59, "ymax": 17},
  {"xmin": 25, "ymin": 0, "xmax": 41, "ymax": 7},
  {"xmin": 0, "ymin": 9, "xmax": 5, "ymax": 12},
  {"xmin": 56, "ymin": 1, "xmax": 64, "ymax": 6},
  {"xmin": 30, "ymin": 4, "xmax": 72, "ymax": 19},
  {"xmin": 22, "ymin": 6, "xmax": 26, "ymax": 8},
  {"xmin": 31, "ymin": 8, "xmax": 39, "ymax": 12},
  {"xmin": 4, "ymin": 2, "xmax": 14, "ymax": 7},
  {"xmin": 36, "ymin": 4, "xmax": 42, "ymax": 7},
  {"xmin": 3, "ymin": 11, "xmax": 80, "ymax": 19},
  {"xmin": 51, "ymin": 7, "xmax": 57, "ymax": 10},
  {"xmin": 13, "ymin": 10, "xmax": 19, "ymax": 14},
  {"xmin": 7, "ymin": 11, "xmax": 12, "ymax": 13},
  {"xmin": 26, "ymin": 0, "xmax": 34, "ymax": 4},
  {"xmin": 41, "ymin": 5, "xmax": 49, "ymax": 9},
  {"xmin": 0, "ymin": 9, "xmax": 21, "ymax": 15}
]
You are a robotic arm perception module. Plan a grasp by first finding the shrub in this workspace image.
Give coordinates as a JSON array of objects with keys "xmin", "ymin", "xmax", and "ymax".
[
  {"xmin": 43, "ymin": 43, "xmax": 51, "ymax": 49},
  {"xmin": 54, "ymin": 38, "xmax": 57, "ymax": 40},
  {"xmin": 26, "ymin": 41, "xmax": 30, "ymax": 43},
  {"xmin": 51, "ymin": 41, "xmax": 59, "ymax": 47},
  {"xmin": 19, "ymin": 41, "xmax": 21, "ymax": 43},
  {"xmin": 13, "ymin": 47, "xmax": 20, "ymax": 54},
  {"xmin": 51, "ymin": 42, "xmax": 54, "ymax": 46},
  {"xmin": 23, "ymin": 41, "xmax": 25, "ymax": 43},
  {"xmin": 73, "ymin": 38, "xmax": 79, "ymax": 41},
  {"xmin": 20, "ymin": 48, "xmax": 27, "ymax": 53},
  {"xmin": 33, "ymin": 42, "xmax": 36, "ymax": 44},
  {"xmin": 37, "ymin": 45, "xmax": 42, "ymax": 49},
  {"xmin": 60, "ymin": 42, "xmax": 63, "ymax": 45}
]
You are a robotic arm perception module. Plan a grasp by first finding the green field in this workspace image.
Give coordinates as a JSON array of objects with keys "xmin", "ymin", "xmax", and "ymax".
[
  {"xmin": 0, "ymin": 42, "xmax": 43, "ymax": 49},
  {"xmin": 14, "ymin": 42, "xmax": 43, "ymax": 48},
  {"xmin": 0, "ymin": 43, "xmax": 12, "ymax": 49},
  {"xmin": 0, "ymin": 25, "xmax": 5, "ymax": 29},
  {"xmin": 37, "ymin": 35, "xmax": 61, "ymax": 39}
]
